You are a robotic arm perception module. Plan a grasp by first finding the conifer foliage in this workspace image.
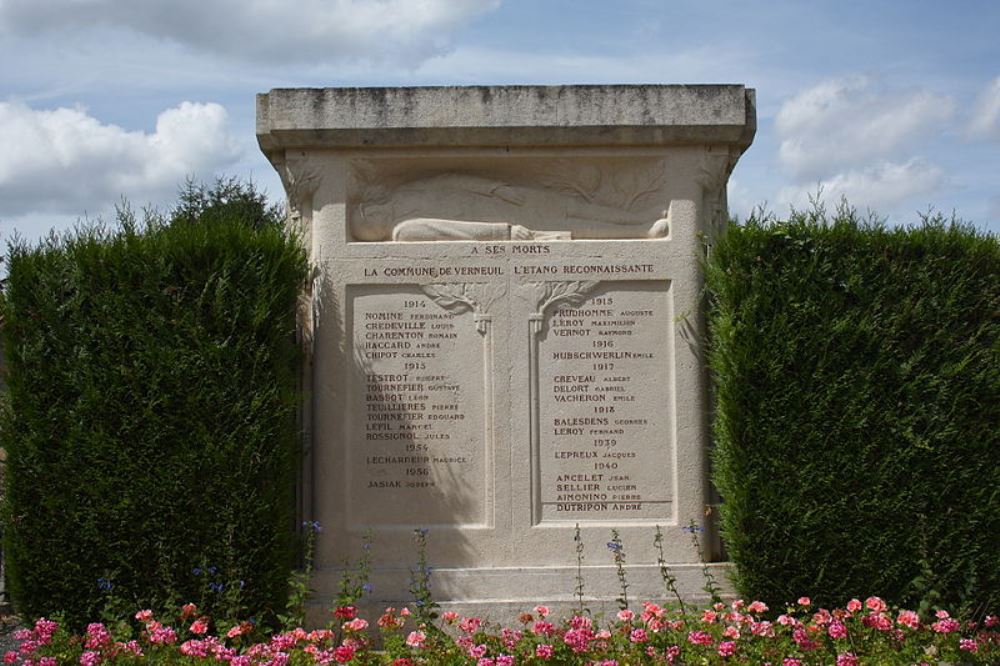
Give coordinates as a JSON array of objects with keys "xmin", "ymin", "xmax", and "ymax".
[
  {"xmin": 707, "ymin": 205, "xmax": 999, "ymax": 616},
  {"xmin": 0, "ymin": 180, "xmax": 308, "ymax": 628}
]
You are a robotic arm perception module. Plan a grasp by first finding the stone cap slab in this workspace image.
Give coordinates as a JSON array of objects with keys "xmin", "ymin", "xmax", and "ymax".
[{"xmin": 256, "ymin": 85, "xmax": 756, "ymax": 155}]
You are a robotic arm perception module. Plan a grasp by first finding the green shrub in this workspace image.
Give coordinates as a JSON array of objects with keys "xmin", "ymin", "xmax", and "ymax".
[
  {"xmin": 707, "ymin": 204, "xmax": 1000, "ymax": 615},
  {"xmin": 0, "ymin": 182, "xmax": 308, "ymax": 628}
]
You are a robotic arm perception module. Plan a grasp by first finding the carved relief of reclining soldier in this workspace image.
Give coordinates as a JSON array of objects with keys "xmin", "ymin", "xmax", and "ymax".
[{"xmin": 350, "ymin": 171, "xmax": 671, "ymax": 242}]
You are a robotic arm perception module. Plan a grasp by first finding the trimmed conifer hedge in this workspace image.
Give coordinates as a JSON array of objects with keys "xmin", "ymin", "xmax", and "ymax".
[
  {"xmin": 0, "ymin": 185, "xmax": 308, "ymax": 628},
  {"xmin": 707, "ymin": 206, "xmax": 1000, "ymax": 615}
]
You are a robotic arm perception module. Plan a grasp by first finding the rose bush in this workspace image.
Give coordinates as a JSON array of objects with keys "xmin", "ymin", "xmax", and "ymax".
[{"xmin": 7, "ymin": 596, "xmax": 998, "ymax": 665}]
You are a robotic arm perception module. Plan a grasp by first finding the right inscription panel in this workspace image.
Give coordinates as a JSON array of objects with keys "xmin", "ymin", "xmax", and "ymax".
[{"xmin": 537, "ymin": 281, "xmax": 673, "ymax": 523}]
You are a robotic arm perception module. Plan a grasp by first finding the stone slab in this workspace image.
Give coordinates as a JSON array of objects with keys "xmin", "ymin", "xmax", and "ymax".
[{"xmin": 257, "ymin": 85, "xmax": 756, "ymax": 150}]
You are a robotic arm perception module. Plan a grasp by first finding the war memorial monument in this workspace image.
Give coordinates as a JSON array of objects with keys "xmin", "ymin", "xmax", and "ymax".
[{"xmin": 256, "ymin": 84, "xmax": 756, "ymax": 620}]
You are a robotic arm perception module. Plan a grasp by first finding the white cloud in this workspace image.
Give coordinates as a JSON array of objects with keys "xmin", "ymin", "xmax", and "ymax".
[
  {"xmin": 776, "ymin": 76, "xmax": 954, "ymax": 179},
  {"xmin": 0, "ymin": 101, "xmax": 242, "ymax": 217},
  {"xmin": 0, "ymin": 0, "xmax": 499, "ymax": 65},
  {"xmin": 413, "ymin": 44, "xmax": 754, "ymax": 85},
  {"xmin": 777, "ymin": 159, "xmax": 946, "ymax": 214},
  {"xmin": 725, "ymin": 176, "xmax": 761, "ymax": 223},
  {"xmin": 968, "ymin": 76, "xmax": 1000, "ymax": 140}
]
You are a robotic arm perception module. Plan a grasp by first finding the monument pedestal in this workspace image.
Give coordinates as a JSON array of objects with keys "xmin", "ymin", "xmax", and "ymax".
[{"xmin": 257, "ymin": 85, "xmax": 755, "ymax": 623}]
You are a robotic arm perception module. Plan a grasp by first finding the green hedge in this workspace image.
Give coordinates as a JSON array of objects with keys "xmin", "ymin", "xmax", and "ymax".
[
  {"xmin": 0, "ymin": 191, "xmax": 308, "ymax": 628},
  {"xmin": 707, "ymin": 207, "xmax": 999, "ymax": 615}
]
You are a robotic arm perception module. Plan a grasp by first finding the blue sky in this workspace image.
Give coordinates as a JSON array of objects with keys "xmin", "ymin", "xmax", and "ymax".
[{"xmin": 1, "ymin": 0, "xmax": 998, "ymax": 244}]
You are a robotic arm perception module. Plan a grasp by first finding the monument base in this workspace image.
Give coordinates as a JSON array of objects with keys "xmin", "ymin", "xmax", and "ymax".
[{"xmin": 307, "ymin": 562, "xmax": 734, "ymax": 627}]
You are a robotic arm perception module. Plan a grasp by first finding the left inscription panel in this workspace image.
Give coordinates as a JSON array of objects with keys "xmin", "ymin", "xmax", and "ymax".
[{"xmin": 346, "ymin": 285, "xmax": 490, "ymax": 527}]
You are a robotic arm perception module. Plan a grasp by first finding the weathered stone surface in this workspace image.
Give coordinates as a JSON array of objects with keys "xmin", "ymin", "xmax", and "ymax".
[
  {"xmin": 258, "ymin": 84, "xmax": 755, "ymax": 623},
  {"xmin": 257, "ymin": 84, "xmax": 756, "ymax": 150}
]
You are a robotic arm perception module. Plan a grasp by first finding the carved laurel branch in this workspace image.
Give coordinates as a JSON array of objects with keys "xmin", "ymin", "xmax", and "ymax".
[
  {"xmin": 420, "ymin": 282, "xmax": 505, "ymax": 316},
  {"xmin": 524, "ymin": 280, "xmax": 601, "ymax": 316},
  {"xmin": 543, "ymin": 160, "xmax": 664, "ymax": 212}
]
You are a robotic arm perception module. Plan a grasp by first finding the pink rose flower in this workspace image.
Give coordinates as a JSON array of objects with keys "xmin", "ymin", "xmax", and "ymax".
[
  {"xmin": 405, "ymin": 631, "xmax": 426, "ymax": 648},
  {"xmin": 535, "ymin": 644, "xmax": 553, "ymax": 659},
  {"xmin": 629, "ymin": 628, "xmax": 648, "ymax": 643},
  {"xmin": 333, "ymin": 645, "xmax": 356, "ymax": 663},
  {"xmin": 959, "ymin": 638, "xmax": 978, "ymax": 653},
  {"xmin": 334, "ymin": 606, "xmax": 357, "ymax": 620},
  {"xmin": 79, "ymin": 651, "xmax": 101, "ymax": 666},
  {"xmin": 460, "ymin": 617, "xmax": 483, "ymax": 634},
  {"xmin": 687, "ymin": 630, "xmax": 713, "ymax": 646},
  {"xmin": 533, "ymin": 605, "xmax": 550, "ymax": 618},
  {"xmin": 85, "ymin": 624, "xmax": 111, "ymax": 649},
  {"xmin": 846, "ymin": 599, "xmax": 862, "ymax": 613},
  {"xmin": 531, "ymin": 621, "xmax": 555, "ymax": 637},
  {"xmin": 149, "ymin": 626, "xmax": 177, "ymax": 645},
  {"xmin": 343, "ymin": 618, "xmax": 368, "ymax": 633},
  {"xmin": 931, "ymin": 618, "xmax": 960, "ymax": 633},
  {"xmin": 797, "ymin": 597, "xmax": 811, "ymax": 606},
  {"xmin": 865, "ymin": 597, "xmax": 887, "ymax": 613},
  {"xmin": 827, "ymin": 621, "xmax": 847, "ymax": 639}
]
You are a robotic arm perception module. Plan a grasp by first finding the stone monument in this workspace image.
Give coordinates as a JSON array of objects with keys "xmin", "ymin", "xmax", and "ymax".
[{"xmin": 257, "ymin": 85, "xmax": 756, "ymax": 621}]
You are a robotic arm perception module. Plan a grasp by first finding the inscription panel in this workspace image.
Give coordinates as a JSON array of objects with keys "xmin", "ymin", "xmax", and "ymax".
[
  {"xmin": 536, "ymin": 281, "xmax": 673, "ymax": 522},
  {"xmin": 347, "ymin": 285, "xmax": 489, "ymax": 527}
]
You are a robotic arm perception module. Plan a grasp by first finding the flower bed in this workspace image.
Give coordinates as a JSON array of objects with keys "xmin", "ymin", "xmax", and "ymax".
[{"xmin": 6, "ymin": 597, "xmax": 998, "ymax": 665}]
